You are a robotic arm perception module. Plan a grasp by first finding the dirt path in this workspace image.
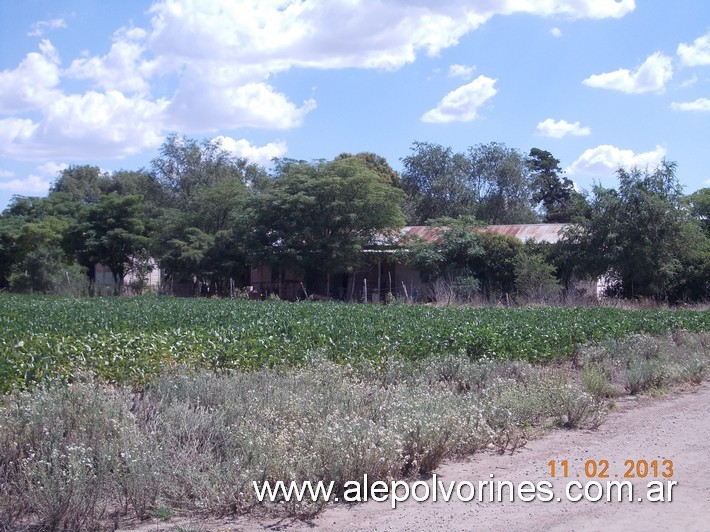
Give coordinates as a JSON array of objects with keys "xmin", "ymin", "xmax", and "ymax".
[{"xmin": 127, "ymin": 383, "xmax": 710, "ymax": 531}]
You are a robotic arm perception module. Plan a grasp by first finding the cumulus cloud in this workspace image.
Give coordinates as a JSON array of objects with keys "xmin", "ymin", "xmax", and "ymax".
[
  {"xmin": 421, "ymin": 76, "xmax": 497, "ymax": 123},
  {"xmin": 671, "ymin": 98, "xmax": 710, "ymax": 112},
  {"xmin": 567, "ymin": 144, "xmax": 667, "ymax": 176},
  {"xmin": 212, "ymin": 136, "xmax": 287, "ymax": 166},
  {"xmin": 0, "ymin": 40, "xmax": 62, "ymax": 114},
  {"xmin": 0, "ymin": 0, "xmax": 638, "ymax": 161},
  {"xmin": 0, "ymin": 92, "xmax": 168, "ymax": 159},
  {"xmin": 582, "ymin": 52, "xmax": 672, "ymax": 94},
  {"xmin": 0, "ymin": 169, "xmax": 15, "ymax": 178},
  {"xmin": 535, "ymin": 118, "xmax": 591, "ymax": 138},
  {"xmin": 168, "ymin": 76, "xmax": 316, "ymax": 131},
  {"xmin": 27, "ymin": 18, "xmax": 67, "ymax": 37},
  {"xmin": 448, "ymin": 64, "xmax": 476, "ymax": 79},
  {"xmin": 0, "ymin": 174, "xmax": 52, "ymax": 195},
  {"xmin": 550, "ymin": 27, "xmax": 562, "ymax": 37},
  {"xmin": 66, "ymin": 27, "xmax": 155, "ymax": 94},
  {"xmin": 677, "ymin": 30, "xmax": 710, "ymax": 66}
]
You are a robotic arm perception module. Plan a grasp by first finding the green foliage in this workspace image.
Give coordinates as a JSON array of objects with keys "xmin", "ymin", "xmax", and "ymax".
[
  {"xmin": 401, "ymin": 141, "xmax": 537, "ymax": 225},
  {"xmin": 401, "ymin": 142, "xmax": 475, "ymax": 224},
  {"xmin": 50, "ymin": 165, "xmax": 113, "ymax": 204},
  {"xmin": 1, "ymin": 295, "xmax": 708, "ymax": 392},
  {"xmin": 468, "ymin": 142, "xmax": 537, "ymax": 224},
  {"xmin": 564, "ymin": 161, "xmax": 709, "ymax": 301},
  {"xmin": 514, "ymin": 251, "xmax": 562, "ymax": 303},
  {"xmin": 71, "ymin": 193, "xmax": 150, "ymax": 295},
  {"xmin": 527, "ymin": 148, "xmax": 586, "ymax": 222},
  {"xmin": 251, "ymin": 157, "xmax": 405, "ymax": 281},
  {"xmin": 401, "ymin": 220, "xmax": 523, "ymax": 300},
  {"xmin": 686, "ymin": 187, "xmax": 710, "ymax": 237}
]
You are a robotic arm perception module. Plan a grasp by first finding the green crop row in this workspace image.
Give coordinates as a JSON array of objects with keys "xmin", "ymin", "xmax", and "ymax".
[{"xmin": 1, "ymin": 294, "xmax": 708, "ymax": 392}]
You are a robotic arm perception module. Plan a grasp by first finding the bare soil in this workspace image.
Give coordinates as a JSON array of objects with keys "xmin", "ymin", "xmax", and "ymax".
[{"xmin": 125, "ymin": 383, "xmax": 710, "ymax": 532}]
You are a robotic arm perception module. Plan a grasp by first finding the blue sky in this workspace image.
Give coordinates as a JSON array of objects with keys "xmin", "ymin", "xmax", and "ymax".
[{"xmin": 1, "ymin": 1, "xmax": 709, "ymax": 211}]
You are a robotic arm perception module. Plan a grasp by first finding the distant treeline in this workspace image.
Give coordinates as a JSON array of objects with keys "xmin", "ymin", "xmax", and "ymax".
[{"xmin": 0, "ymin": 135, "xmax": 708, "ymax": 302}]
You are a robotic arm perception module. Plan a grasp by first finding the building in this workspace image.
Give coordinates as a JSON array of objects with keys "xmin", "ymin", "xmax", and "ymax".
[{"xmin": 249, "ymin": 223, "xmax": 603, "ymax": 301}]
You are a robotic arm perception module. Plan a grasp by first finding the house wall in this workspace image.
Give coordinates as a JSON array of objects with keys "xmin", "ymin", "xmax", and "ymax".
[{"xmin": 94, "ymin": 259, "xmax": 162, "ymax": 295}]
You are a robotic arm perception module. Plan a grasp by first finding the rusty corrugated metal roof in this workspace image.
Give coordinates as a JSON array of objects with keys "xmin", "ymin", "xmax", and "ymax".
[
  {"xmin": 481, "ymin": 224, "xmax": 568, "ymax": 243},
  {"xmin": 398, "ymin": 223, "xmax": 569, "ymax": 244}
]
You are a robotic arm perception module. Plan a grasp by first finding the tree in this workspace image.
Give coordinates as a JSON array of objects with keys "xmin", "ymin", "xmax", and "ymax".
[
  {"xmin": 467, "ymin": 142, "xmax": 537, "ymax": 224},
  {"xmin": 686, "ymin": 187, "xmax": 710, "ymax": 237},
  {"xmin": 400, "ymin": 142, "xmax": 475, "ymax": 224},
  {"xmin": 401, "ymin": 217, "xmax": 523, "ymax": 301},
  {"xmin": 251, "ymin": 157, "xmax": 405, "ymax": 294},
  {"xmin": 151, "ymin": 134, "xmax": 265, "ymax": 209},
  {"xmin": 564, "ymin": 161, "xmax": 707, "ymax": 300},
  {"xmin": 514, "ymin": 248, "xmax": 562, "ymax": 303},
  {"xmin": 71, "ymin": 193, "xmax": 150, "ymax": 295},
  {"xmin": 0, "ymin": 196, "xmax": 86, "ymax": 294},
  {"xmin": 50, "ymin": 165, "xmax": 113, "ymax": 204},
  {"xmin": 527, "ymin": 148, "xmax": 585, "ymax": 222},
  {"xmin": 149, "ymin": 135, "xmax": 265, "ymax": 293}
]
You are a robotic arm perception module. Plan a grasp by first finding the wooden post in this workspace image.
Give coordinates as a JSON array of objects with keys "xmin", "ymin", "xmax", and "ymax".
[
  {"xmin": 377, "ymin": 259, "xmax": 382, "ymax": 302},
  {"xmin": 363, "ymin": 278, "xmax": 368, "ymax": 303}
]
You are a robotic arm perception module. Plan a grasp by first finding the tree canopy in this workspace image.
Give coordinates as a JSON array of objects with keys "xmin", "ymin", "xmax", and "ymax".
[{"xmin": 0, "ymin": 135, "xmax": 707, "ymax": 303}]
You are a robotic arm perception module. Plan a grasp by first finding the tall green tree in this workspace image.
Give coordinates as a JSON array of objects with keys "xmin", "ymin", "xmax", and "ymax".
[
  {"xmin": 70, "ymin": 193, "xmax": 149, "ymax": 295},
  {"xmin": 686, "ymin": 187, "xmax": 710, "ymax": 237},
  {"xmin": 0, "ymin": 196, "xmax": 85, "ymax": 293},
  {"xmin": 50, "ymin": 165, "xmax": 113, "ymax": 204},
  {"xmin": 252, "ymin": 157, "xmax": 405, "ymax": 294},
  {"xmin": 565, "ymin": 161, "xmax": 707, "ymax": 300},
  {"xmin": 149, "ymin": 135, "xmax": 265, "ymax": 293},
  {"xmin": 400, "ymin": 141, "xmax": 475, "ymax": 224},
  {"xmin": 527, "ymin": 148, "xmax": 585, "ymax": 222},
  {"xmin": 467, "ymin": 142, "xmax": 537, "ymax": 224}
]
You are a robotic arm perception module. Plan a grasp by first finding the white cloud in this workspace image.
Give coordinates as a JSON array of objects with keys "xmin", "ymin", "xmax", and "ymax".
[
  {"xmin": 0, "ymin": 169, "xmax": 15, "ymax": 178},
  {"xmin": 536, "ymin": 118, "xmax": 591, "ymax": 138},
  {"xmin": 550, "ymin": 27, "xmax": 562, "ymax": 37},
  {"xmin": 0, "ymin": 0, "xmax": 638, "ymax": 161},
  {"xmin": 421, "ymin": 76, "xmax": 497, "ymax": 123},
  {"xmin": 680, "ymin": 74, "xmax": 698, "ymax": 88},
  {"xmin": 66, "ymin": 27, "xmax": 154, "ymax": 94},
  {"xmin": 0, "ymin": 92, "xmax": 168, "ymax": 159},
  {"xmin": 36, "ymin": 161, "xmax": 69, "ymax": 176},
  {"xmin": 582, "ymin": 52, "xmax": 672, "ymax": 94},
  {"xmin": 567, "ymin": 144, "xmax": 667, "ymax": 176},
  {"xmin": 677, "ymin": 30, "xmax": 710, "ymax": 66},
  {"xmin": 0, "ymin": 174, "xmax": 52, "ymax": 195},
  {"xmin": 0, "ymin": 40, "xmax": 62, "ymax": 114},
  {"xmin": 28, "ymin": 18, "xmax": 67, "ymax": 37},
  {"xmin": 448, "ymin": 64, "xmax": 476, "ymax": 79},
  {"xmin": 145, "ymin": 0, "xmax": 635, "ymax": 76},
  {"xmin": 212, "ymin": 136, "xmax": 287, "ymax": 166},
  {"xmin": 671, "ymin": 98, "xmax": 710, "ymax": 112},
  {"xmin": 168, "ymin": 76, "xmax": 316, "ymax": 131}
]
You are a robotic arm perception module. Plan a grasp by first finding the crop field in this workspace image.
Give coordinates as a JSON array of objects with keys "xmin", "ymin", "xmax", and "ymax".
[{"xmin": 1, "ymin": 294, "xmax": 708, "ymax": 392}]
